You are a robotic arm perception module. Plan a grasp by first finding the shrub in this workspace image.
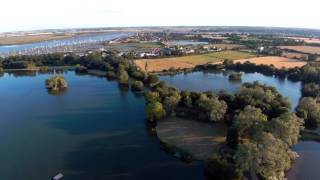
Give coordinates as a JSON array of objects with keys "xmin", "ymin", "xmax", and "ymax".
[
  {"xmin": 302, "ymin": 83, "xmax": 320, "ymax": 97},
  {"xmin": 45, "ymin": 75, "xmax": 68, "ymax": 91},
  {"xmin": 228, "ymin": 73, "xmax": 242, "ymax": 81},
  {"xmin": 131, "ymin": 81, "xmax": 144, "ymax": 92},
  {"xmin": 39, "ymin": 66, "xmax": 50, "ymax": 73},
  {"xmin": 75, "ymin": 64, "xmax": 88, "ymax": 73},
  {"xmin": 106, "ymin": 71, "xmax": 117, "ymax": 79},
  {"xmin": 145, "ymin": 101, "xmax": 166, "ymax": 122},
  {"xmin": 118, "ymin": 69, "xmax": 129, "ymax": 84}
]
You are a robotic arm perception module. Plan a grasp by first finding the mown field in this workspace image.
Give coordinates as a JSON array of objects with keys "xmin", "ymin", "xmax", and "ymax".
[
  {"xmin": 235, "ymin": 56, "xmax": 307, "ymax": 68},
  {"xmin": 156, "ymin": 118, "xmax": 227, "ymax": 160},
  {"xmin": 135, "ymin": 50, "xmax": 255, "ymax": 72},
  {"xmin": 279, "ymin": 46, "xmax": 320, "ymax": 54}
]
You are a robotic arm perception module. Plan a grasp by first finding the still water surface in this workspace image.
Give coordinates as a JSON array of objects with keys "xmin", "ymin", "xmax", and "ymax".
[
  {"xmin": 0, "ymin": 70, "xmax": 319, "ymax": 180},
  {"xmin": 160, "ymin": 71, "xmax": 302, "ymax": 109},
  {"xmin": 0, "ymin": 71, "xmax": 204, "ymax": 180},
  {"xmin": 0, "ymin": 32, "xmax": 128, "ymax": 55}
]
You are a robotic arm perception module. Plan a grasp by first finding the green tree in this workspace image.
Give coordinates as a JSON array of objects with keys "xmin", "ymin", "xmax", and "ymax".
[
  {"xmin": 296, "ymin": 97, "xmax": 320, "ymax": 128},
  {"xmin": 302, "ymin": 83, "xmax": 320, "ymax": 97},
  {"xmin": 198, "ymin": 94, "xmax": 227, "ymax": 122},
  {"xmin": 145, "ymin": 101, "xmax": 166, "ymax": 122},
  {"xmin": 163, "ymin": 92, "xmax": 181, "ymax": 115},
  {"xmin": 235, "ymin": 133, "xmax": 292, "ymax": 180},
  {"xmin": 147, "ymin": 74, "xmax": 159, "ymax": 87},
  {"xmin": 268, "ymin": 112, "xmax": 304, "ymax": 146},
  {"xmin": 131, "ymin": 81, "xmax": 144, "ymax": 92},
  {"xmin": 146, "ymin": 92, "xmax": 160, "ymax": 103},
  {"xmin": 233, "ymin": 106, "xmax": 267, "ymax": 140},
  {"xmin": 118, "ymin": 69, "xmax": 129, "ymax": 84},
  {"xmin": 235, "ymin": 82, "xmax": 291, "ymax": 118},
  {"xmin": 45, "ymin": 75, "xmax": 68, "ymax": 91}
]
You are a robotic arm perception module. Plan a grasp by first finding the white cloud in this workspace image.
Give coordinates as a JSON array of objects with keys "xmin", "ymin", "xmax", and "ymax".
[{"xmin": 0, "ymin": 0, "xmax": 319, "ymax": 32}]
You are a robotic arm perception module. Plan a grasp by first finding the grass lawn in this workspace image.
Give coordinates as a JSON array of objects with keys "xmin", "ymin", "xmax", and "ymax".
[{"xmin": 156, "ymin": 117, "xmax": 227, "ymax": 160}]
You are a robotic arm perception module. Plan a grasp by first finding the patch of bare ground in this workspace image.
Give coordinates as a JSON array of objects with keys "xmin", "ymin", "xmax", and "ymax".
[
  {"xmin": 234, "ymin": 56, "xmax": 307, "ymax": 68},
  {"xmin": 156, "ymin": 117, "xmax": 227, "ymax": 160}
]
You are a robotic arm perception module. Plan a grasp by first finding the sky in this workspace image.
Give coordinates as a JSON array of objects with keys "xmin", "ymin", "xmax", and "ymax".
[{"xmin": 1, "ymin": 0, "xmax": 320, "ymax": 32}]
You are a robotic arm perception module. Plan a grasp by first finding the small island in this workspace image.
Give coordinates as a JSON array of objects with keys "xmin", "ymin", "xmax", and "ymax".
[{"xmin": 45, "ymin": 75, "xmax": 68, "ymax": 91}]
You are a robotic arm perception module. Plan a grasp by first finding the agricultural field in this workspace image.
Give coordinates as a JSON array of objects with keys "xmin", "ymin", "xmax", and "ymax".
[
  {"xmin": 282, "ymin": 52, "xmax": 308, "ymax": 60},
  {"xmin": 211, "ymin": 44, "xmax": 242, "ymax": 50},
  {"xmin": 235, "ymin": 56, "xmax": 307, "ymax": 68},
  {"xmin": 106, "ymin": 42, "xmax": 163, "ymax": 52},
  {"xmin": 287, "ymin": 37, "xmax": 320, "ymax": 44},
  {"xmin": 135, "ymin": 50, "xmax": 255, "ymax": 72},
  {"xmin": 156, "ymin": 118, "xmax": 227, "ymax": 160},
  {"xmin": 279, "ymin": 46, "xmax": 320, "ymax": 54}
]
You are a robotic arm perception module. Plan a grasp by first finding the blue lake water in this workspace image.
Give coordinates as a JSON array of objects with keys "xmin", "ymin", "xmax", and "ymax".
[
  {"xmin": 287, "ymin": 141, "xmax": 320, "ymax": 180},
  {"xmin": 0, "ymin": 70, "xmax": 317, "ymax": 180},
  {"xmin": 160, "ymin": 71, "xmax": 302, "ymax": 109},
  {"xmin": 0, "ymin": 71, "xmax": 205, "ymax": 180}
]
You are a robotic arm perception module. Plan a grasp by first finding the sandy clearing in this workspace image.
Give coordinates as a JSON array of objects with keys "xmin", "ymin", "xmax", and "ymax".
[{"xmin": 235, "ymin": 56, "xmax": 307, "ymax": 68}]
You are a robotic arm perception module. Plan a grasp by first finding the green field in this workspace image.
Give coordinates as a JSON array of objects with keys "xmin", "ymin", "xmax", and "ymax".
[{"xmin": 205, "ymin": 50, "xmax": 256, "ymax": 60}]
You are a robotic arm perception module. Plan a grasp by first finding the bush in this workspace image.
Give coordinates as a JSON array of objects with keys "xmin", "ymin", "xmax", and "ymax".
[
  {"xmin": 296, "ymin": 97, "xmax": 320, "ymax": 128},
  {"xmin": 302, "ymin": 83, "xmax": 320, "ymax": 97},
  {"xmin": 228, "ymin": 73, "xmax": 242, "ymax": 81},
  {"xmin": 130, "ymin": 70, "xmax": 147, "ymax": 81},
  {"xmin": 146, "ymin": 74, "xmax": 159, "ymax": 87},
  {"xmin": 106, "ymin": 71, "xmax": 116, "ymax": 79},
  {"xmin": 39, "ymin": 66, "xmax": 50, "ymax": 73},
  {"xmin": 75, "ymin": 64, "xmax": 88, "ymax": 73},
  {"xmin": 118, "ymin": 69, "xmax": 129, "ymax": 84},
  {"xmin": 131, "ymin": 81, "xmax": 144, "ymax": 92},
  {"xmin": 205, "ymin": 155, "xmax": 238, "ymax": 180},
  {"xmin": 145, "ymin": 101, "xmax": 166, "ymax": 122},
  {"xmin": 45, "ymin": 75, "xmax": 68, "ymax": 91}
]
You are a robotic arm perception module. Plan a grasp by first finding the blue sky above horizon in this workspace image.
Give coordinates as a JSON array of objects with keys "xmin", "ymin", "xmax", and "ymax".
[{"xmin": 1, "ymin": 0, "xmax": 320, "ymax": 33}]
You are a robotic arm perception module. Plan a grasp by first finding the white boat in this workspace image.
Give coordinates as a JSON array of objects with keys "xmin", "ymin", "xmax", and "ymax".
[{"xmin": 52, "ymin": 173, "xmax": 63, "ymax": 180}]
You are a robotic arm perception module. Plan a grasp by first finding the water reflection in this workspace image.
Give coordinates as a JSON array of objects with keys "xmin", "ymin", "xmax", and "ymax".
[
  {"xmin": 160, "ymin": 71, "xmax": 302, "ymax": 109},
  {"xmin": 8, "ymin": 70, "xmax": 37, "ymax": 77},
  {"xmin": 46, "ymin": 88, "xmax": 68, "ymax": 96}
]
